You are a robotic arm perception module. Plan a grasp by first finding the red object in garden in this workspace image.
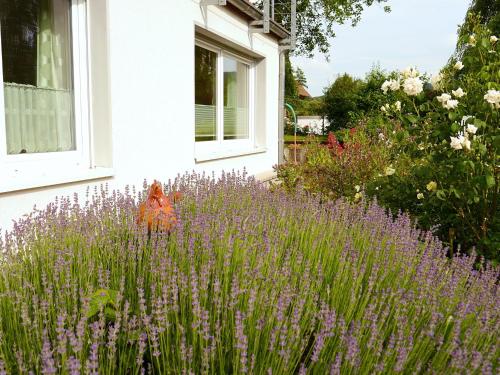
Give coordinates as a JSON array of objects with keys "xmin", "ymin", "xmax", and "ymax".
[
  {"xmin": 137, "ymin": 181, "xmax": 180, "ymax": 233},
  {"xmin": 327, "ymin": 132, "xmax": 344, "ymax": 155}
]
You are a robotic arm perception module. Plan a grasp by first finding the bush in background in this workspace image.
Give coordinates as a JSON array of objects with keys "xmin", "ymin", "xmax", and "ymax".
[{"xmin": 276, "ymin": 128, "xmax": 390, "ymax": 200}]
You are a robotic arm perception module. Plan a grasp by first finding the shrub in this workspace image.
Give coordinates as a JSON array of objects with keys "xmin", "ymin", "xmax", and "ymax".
[
  {"xmin": 1, "ymin": 172, "xmax": 498, "ymax": 373},
  {"xmin": 367, "ymin": 18, "xmax": 499, "ymax": 261},
  {"xmin": 276, "ymin": 128, "xmax": 390, "ymax": 200}
]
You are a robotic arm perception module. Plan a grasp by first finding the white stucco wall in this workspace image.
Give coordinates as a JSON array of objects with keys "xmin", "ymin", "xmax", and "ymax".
[
  {"xmin": 296, "ymin": 116, "xmax": 328, "ymax": 135},
  {"xmin": 0, "ymin": 0, "xmax": 282, "ymax": 231}
]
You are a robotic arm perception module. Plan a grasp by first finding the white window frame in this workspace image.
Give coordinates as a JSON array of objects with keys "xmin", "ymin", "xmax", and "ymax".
[
  {"xmin": 195, "ymin": 39, "xmax": 256, "ymax": 159},
  {"xmin": 0, "ymin": 0, "xmax": 91, "ymax": 177}
]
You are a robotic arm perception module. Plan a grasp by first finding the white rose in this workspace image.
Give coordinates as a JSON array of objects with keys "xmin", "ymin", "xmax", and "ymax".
[
  {"xmin": 452, "ymin": 88, "xmax": 466, "ymax": 98},
  {"xmin": 443, "ymin": 99, "xmax": 459, "ymax": 110},
  {"xmin": 381, "ymin": 80, "xmax": 391, "ymax": 94},
  {"xmin": 403, "ymin": 77, "xmax": 424, "ymax": 96},
  {"xmin": 484, "ymin": 90, "xmax": 500, "ymax": 108},
  {"xmin": 491, "ymin": 35, "xmax": 498, "ymax": 43},
  {"xmin": 389, "ymin": 79, "xmax": 400, "ymax": 91},
  {"xmin": 462, "ymin": 137, "xmax": 471, "ymax": 151},
  {"xmin": 450, "ymin": 136, "xmax": 463, "ymax": 150},
  {"xmin": 431, "ymin": 73, "xmax": 443, "ymax": 90},
  {"xmin": 468, "ymin": 34, "xmax": 477, "ymax": 46},
  {"xmin": 385, "ymin": 166, "xmax": 396, "ymax": 176},
  {"xmin": 466, "ymin": 124, "xmax": 478, "ymax": 134},
  {"xmin": 454, "ymin": 61, "xmax": 464, "ymax": 70},
  {"xmin": 394, "ymin": 101, "xmax": 401, "ymax": 111},
  {"xmin": 436, "ymin": 93, "xmax": 452, "ymax": 103},
  {"xmin": 417, "ymin": 193, "xmax": 424, "ymax": 200}
]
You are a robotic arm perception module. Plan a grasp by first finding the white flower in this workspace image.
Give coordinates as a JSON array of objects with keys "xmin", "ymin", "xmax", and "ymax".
[
  {"xmin": 355, "ymin": 185, "xmax": 361, "ymax": 192},
  {"xmin": 378, "ymin": 133, "xmax": 385, "ymax": 141},
  {"xmin": 403, "ymin": 77, "xmax": 423, "ymax": 96},
  {"xmin": 417, "ymin": 193, "xmax": 424, "ymax": 200},
  {"xmin": 381, "ymin": 81, "xmax": 391, "ymax": 94},
  {"xmin": 462, "ymin": 137, "xmax": 471, "ymax": 150},
  {"xmin": 381, "ymin": 79, "xmax": 400, "ymax": 94},
  {"xmin": 466, "ymin": 124, "xmax": 478, "ymax": 134},
  {"xmin": 468, "ymin": 34, "xmax": 477, "ymax": 46},
  {"xmin": 426, "ymin": 181, "xmax": 437, "ymax": 191},
  {"xmin": 389, "ymin": 79, "xmax": 400, "ymax": 91},
  {"xmin": 436, "ymin": 93, "xmax": 452, "ymax": 103},
  {"xmin": 484, "ymin": 90, "xmax": 500, "ymax": 108},
  {"xmin": 394, "ymin": 101, "xmax": 401, "ymax": 111},
  {"xmin": 452, "ymin": 88, "xmax": 466, "ymax": 98},
  {"xmin": 401, "ymin": 66, "xmax": 419, "ymax": 78},
  {"xmin": 454, "ymin": 61, "xmax": 464, "ymax": 70},
  {"xmin": 443, "ymin": 99, "xmax": 459, "ymax": 110},
  {"xmin": 450, "ymin": 136, "xmax": 463, "ymax": 150},
  {"xmin": 385, "ymin": 166, "xmax": 396, "ymax": 176},
  {"xmin": 491, "ymin": 35, "xmax": 498, "ymax": 43},
  {"xmin": 381, "ymin": 105, "xmax": 387, "ymax": 112},
  {"xmin": 431, "ymin": 73, "xmax": 443, "ymax": 90}
]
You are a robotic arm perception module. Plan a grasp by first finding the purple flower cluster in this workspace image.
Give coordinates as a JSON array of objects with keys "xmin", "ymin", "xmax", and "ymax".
[{"xmin": 0, "ymin": 171, "xmax": 498, "ymax": 374}]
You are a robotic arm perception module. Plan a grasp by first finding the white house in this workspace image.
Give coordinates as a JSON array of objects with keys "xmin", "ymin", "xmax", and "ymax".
[{"xmin": 0, "ymin": 0, "xmax": 290, "ymax": 230}]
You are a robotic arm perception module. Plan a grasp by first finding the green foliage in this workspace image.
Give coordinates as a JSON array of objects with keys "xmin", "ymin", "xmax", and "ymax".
[
  {"xmin": 285, "ymin": 53, "xmax": 298, "ymax": 100},
  {"xmin": 255, "ymin": 0, "xmax": 391, "ymax": 56},
  {"xmin": 322, "ymin": 67, "xmax": 400, "ymax": 131},
  {"xmin": 294, "ymin": 66, "xmax": 308, "ymax": 88},
  {"xmin": 276, "ymin": 129, "xmax": 391, "ymax": 200},
  {"xmin": 323, "ymin": 74, "xmax": 363, "ymax": 130},
  {"xmin": 366, "ymin": 19, "xmax": 500, "ymax": 261}
]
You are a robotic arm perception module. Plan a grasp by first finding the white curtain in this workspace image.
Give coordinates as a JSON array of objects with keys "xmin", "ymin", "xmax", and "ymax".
[{"xmin": 3, "ymin": 0, "xmax": 74, "ymax": 154}]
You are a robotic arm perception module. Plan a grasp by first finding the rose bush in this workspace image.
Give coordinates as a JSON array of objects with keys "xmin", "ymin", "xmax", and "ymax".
[{"xmin": 366, "ymin": 17, "xmax": 499, "ymax": 261}]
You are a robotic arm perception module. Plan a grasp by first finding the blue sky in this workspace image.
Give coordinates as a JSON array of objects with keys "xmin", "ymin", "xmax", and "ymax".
[{"xmin": 291, "ymin": 0, "xmax": 470, "ymax": 96}]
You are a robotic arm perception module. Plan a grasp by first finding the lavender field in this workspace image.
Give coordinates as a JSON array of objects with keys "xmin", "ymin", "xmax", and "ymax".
[{"xmin": 0, "ymin": 172, "xmax": 498, "ymax": 374}]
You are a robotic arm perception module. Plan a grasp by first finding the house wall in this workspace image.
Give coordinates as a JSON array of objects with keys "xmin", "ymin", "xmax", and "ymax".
[
  {"xmin": 0, "ymin": 0, "xmax": 281, "ymax": 231},
  {"xmin": 296, "ymin": 116, "xmax": 329, "ymax": 135}
]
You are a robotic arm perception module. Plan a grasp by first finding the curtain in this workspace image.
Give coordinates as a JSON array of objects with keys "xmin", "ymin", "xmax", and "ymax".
[{"xmin": 3, "ymin": 0, "xmax": 74, "ymax": 154}]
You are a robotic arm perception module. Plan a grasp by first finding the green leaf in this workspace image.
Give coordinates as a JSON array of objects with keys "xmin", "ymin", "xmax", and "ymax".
[
  {"xmin": 406, "ymin": 114, "xmax": 419, "ymax": 124},
  {"xmin": 448, "ymin": 112, "xmax": 458, "ymax": 121},
  {"xmin": 451, "ymin": 122, "xmax": 460, "ymax": 132},
  {"xmin": 485, "ymin": 174, "xmax": 496, "ymax": 188},
  {"xmin": 87, "ymin": 289, "xmax": 119, "ymax": 319},
  {"xmin": 436, "ymin": 190, "xmax": 447, "ymax": 200}
]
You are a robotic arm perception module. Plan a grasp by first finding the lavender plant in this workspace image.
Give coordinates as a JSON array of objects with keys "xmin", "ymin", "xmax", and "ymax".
[{"xmin": 0, "ymin": 171, "xmax": 498, "ymax": 374}]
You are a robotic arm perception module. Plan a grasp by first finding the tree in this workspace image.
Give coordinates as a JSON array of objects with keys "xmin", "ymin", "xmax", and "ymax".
[
  {"xmin": 322, "ymin": 73, "xmax": 362, "ymax": 130},
  {"xmin": 255, "ymin": 0, "xmax": 391, "ymax": 56},
  {"xmin": 294, "ymin": 67, "xmax": 308, "ymax": 88},
  {"xmin": 285, "ymin": 54, "xmax": 298, "ymax": 99}
]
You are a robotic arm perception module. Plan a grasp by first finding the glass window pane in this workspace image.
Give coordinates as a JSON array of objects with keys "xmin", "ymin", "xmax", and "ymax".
[
  {"xmin": 223, "ymin": 57, "xmax": 249, "ymax": 140},
  {"xmin": 1, "ymin": 0, "xmax": 75, "ymax": 155},
  {"xmin": 195, "ymin": 45, "xmax": 217, "ymax": 142}
]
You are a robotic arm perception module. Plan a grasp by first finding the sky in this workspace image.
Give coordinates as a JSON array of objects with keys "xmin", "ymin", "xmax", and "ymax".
[{"xmin": 291, "ymin": 0, "xmax": 471, "ymax": 97}]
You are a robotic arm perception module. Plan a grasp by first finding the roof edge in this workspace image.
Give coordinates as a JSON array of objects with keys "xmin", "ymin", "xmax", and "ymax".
[{"xmin": 225, "ymin": 0, "xmax": 290, "ymax": 41}]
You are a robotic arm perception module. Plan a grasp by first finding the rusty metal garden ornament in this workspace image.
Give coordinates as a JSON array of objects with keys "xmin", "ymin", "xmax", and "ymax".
[{"xmin": 137, "ymin": 180, "xmax": 180, "ymax": 235}]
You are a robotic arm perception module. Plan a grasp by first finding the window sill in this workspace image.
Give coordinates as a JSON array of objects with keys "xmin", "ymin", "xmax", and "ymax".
[
  {"xmin": 195, "ymin": 147, "xmax": 267, "ymax": 163},
  {"xmin": 0, "ymin": 167, "xmax": 114, "ymax": 194}
]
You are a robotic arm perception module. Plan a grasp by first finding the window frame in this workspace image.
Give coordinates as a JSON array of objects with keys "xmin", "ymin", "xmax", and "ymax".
[
  {"xmin": 195, "ymin": 38, "xmax": 256, "ymax": 158},
  {"xmin": 0, "ymin": 0, "xmax": 91, "ymax": 174}
]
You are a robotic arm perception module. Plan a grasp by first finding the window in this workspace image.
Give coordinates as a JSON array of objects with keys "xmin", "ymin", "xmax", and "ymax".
[
  {"xmin": 0, "ymin": 0, "xmax": 89, "ymax": 167},
  {"xmin": 195, "ymin": 40, "xmax": 255, "ymax": 155}
]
